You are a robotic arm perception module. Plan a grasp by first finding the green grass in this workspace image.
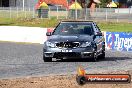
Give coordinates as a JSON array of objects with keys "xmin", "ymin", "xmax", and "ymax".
[
  {"xmin": 0, "ymin": 18, "xmax": 59, "ymax": 28},
  {"xmin": 0, "ymin": 18, "xmax": 132, "ymax": 32},
  {"xmin": 97, "ymin": 22, "xmax": 132, "ymax": 32}
]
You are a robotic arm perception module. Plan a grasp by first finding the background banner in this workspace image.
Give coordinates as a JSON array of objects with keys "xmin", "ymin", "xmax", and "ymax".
[{"xmin": 105, "ymin": 32, "xmax": 132, "ymax": 51}]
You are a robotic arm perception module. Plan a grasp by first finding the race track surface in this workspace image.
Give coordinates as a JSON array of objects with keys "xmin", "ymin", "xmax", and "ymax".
[{"xmin": 0, "ymin": 42, "xmax": 132, "ymax": 79}]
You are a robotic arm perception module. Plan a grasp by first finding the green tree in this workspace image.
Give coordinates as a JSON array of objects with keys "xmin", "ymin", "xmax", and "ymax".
[{"xmin": 99, "ymin": 0, "xmax": 111, "ymax": 7}]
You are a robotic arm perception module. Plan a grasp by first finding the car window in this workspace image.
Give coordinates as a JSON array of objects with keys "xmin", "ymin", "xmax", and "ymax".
[{"xmin": 53, "ymin": 23, "xmax": 93, "ymax": 35}]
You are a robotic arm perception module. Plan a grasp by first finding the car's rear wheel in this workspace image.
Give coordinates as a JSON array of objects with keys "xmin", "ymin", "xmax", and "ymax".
[{"xmin": 43, "ymin": 55, "xmax": 52, "ymax": 62}]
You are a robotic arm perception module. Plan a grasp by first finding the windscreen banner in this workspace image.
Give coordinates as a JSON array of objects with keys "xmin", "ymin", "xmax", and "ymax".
[{"xmin": 105, "ymin": 32, "xmax": 132, "ymax": 51}]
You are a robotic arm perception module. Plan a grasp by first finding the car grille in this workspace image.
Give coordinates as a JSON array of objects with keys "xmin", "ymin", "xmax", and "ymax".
[
  {"xmin": 54, "ymin": 52, "xmax": 81, "ymax": 58},
  {"xmin": 56, "ymin": 42, "xmax": 80, "ymax": 48}
]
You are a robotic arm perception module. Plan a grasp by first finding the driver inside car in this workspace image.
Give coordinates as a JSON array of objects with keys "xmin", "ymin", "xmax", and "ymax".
[{"xmin": 61, "ymin": 25, "xmax": 74, "ymax": 34}]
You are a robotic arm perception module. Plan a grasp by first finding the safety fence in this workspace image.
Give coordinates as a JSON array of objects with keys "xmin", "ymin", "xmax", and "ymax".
[{"xmin": 0, "ymin": 7, "xmax": 132, "ymax": 22}]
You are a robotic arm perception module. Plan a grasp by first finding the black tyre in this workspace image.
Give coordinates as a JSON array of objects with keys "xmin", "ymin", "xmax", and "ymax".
[
  {"xmin": 43, "ymin": 55, "xmax": 52, "ymax": 62},
  {"xmin": 91, "ymin": 51, "xmax": 98, "ymax": 62},
  {"xmin": 100, "ymin": 50, "xmax": 105, "ymax": 59},
  {"xmin": 76, "ymin": 76, "xmax": 86, "ymax": 85}
]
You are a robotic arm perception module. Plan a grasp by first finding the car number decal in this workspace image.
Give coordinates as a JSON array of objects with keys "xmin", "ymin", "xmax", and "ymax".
[{"xmin": 61, "ymin": 50, "xmax": 72, "ymax": 52}]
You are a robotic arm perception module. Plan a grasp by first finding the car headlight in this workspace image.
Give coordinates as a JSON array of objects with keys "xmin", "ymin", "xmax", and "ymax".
[
  {"xmin": 80, "ymin": 42, "xmax": 91, "ymax": 47},
  {"xmin": 46, "ymin": 41, "xmax": 55, "ymax": 48}
]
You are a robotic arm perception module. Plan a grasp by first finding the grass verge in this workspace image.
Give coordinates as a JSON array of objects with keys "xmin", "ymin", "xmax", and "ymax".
[{"xmin": 0, "ymin": 18, "xmax": 132, "ymax": 32}]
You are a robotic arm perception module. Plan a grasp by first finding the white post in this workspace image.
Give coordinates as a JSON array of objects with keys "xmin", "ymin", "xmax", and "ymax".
[
  {"xmin": 75, "ymin": 0, "xmax": 77, "ymax": 20},
  {"xmin": 23, "ymin": 0, "xmax": 25, "ymax": 11},
  {"xmin": 17, "ymin": 7, "xmax": 18, "ymax": 18},
  {"xmin": 66, "ymin": 0, "xmax": 69, "ymax": 19},
  {"xmin": 129, "ymin": 8, "xmax": 131, "ymax": 22},
  {"xmin": 85, "ymin": 8, "xmax": 87, "ymax": 20},
  {"xmin": 29, "ymin": 7, "xmax": 30, "ymax": 12},
  {"xmin": 33, "ymin": 7, "xmax": 35, "ymax": 18},
  {"xmin": 105, "ymin": 9, "xmax": 107, "ymax": 22},
  {"xmin": 66, "ymin": 8, "xmax": 68, "ymax": 19},
  {"xmin": 48, "ymin": 7, "xmax": 50, "ymax": 19},
  {"xmin": 9, "ymin": 7, "xmax": 11, "ymax": 18},
  {"xmin": 57, "ymin": 6, "xmax": 58, "ymax": 19},
  {"xmin": 28, "ymin": 0, "xmax": 30, "ymax": 11},
  {"xmin": 116, "ymin": 8, "xmax": 119, "ymax": 22},
  {"xmin": 25, "ymin": 8, "xmax": 26, "ymax": 18}
]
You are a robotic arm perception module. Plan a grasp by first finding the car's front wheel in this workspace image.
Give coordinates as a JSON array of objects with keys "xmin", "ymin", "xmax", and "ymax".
[
  {"xmin": 100, "ymin": 49, "xmax": 105, "ymax": 59},
  {"xmin": 43, "ymin": 55, "xmax": 52, "ymax": 62},
  {"xmin": 91, "ymin": 51, "xmax": 98, "ymax": 62}
]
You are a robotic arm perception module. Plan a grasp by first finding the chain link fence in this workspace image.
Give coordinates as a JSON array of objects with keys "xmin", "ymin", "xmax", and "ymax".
[
  {"xmin": 0, "ymin": 7, "xmax": 36, "ymax": 18},
  {"xmin": 0, "ymin": 7, "xmax": 132, "ymax": 22}
]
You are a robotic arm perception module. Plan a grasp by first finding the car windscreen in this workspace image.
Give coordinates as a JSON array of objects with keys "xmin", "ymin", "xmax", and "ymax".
[{"xmin": 53, "ymin": 23, "xmax": 93, "ymax": 35}]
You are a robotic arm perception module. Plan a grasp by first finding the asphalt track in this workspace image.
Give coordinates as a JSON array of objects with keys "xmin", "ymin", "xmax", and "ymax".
[{"xmin": 0, "ymin": 42, "xmax": 132, "ymax": 79}]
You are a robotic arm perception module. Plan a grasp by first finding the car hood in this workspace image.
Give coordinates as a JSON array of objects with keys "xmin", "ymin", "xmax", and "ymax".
[{"xmin": 47, "ymin": 35, "xmax": 93, "ymax": 42}]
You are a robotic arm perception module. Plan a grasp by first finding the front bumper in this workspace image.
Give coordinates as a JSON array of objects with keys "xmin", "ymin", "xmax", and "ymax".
[{"xmin": 43, "ymin": 47, "xmax": 94, "ymax": 59}]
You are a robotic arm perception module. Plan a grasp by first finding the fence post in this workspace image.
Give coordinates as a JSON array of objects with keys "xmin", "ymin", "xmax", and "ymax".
[
  {"xmin": 85, "ymin": 8, "xmax": 87, "ymax": 20},
  {"xmin": 17, "ymin": 7, "xmax": 18, "ymax": 18},
  {"xmin": 95, "ymin": 8, "xmax": 97, "ymax": 20},
  {"xmin": 29, "ymin": 7, "xmax": 30, "ymax": 12},
  {"xmin": 57, "ymin": 6, "xmax": 58, "ymax": 19},
  {"xmin": 23, "ymin": 0, "xmax": 25, "ymax": 11},
  {"xmin": 24, "ymin": 8, "xmax": 26, "ymax": 18},
  {"xmin": 48, "ymin": 7, "xmax": 50, "ymax": 19},
  {"xmin": 65, "ymin": 8, "xmax": 68, "ymax": 19},
  {"xmin": 105, "ymin": 9, "xmax": 108, "ymax": 22},
  {"xmin": 33, "ymin": 7, "xmax": 35, "ymax": 18},
  {"xmin": 9, "ymin": 7, "xmax": 11, "ymax": 18},
  {"xmin": 129, "ymin": 8, "xmax": 131, "ymax": 22},
  {"xmin": 130, "ymin": 8, "xmax": 132, "ymax": 22},
  {"xmin": 40, "ymin": 9, "xmax": 42, "ymax": 19},
  {"xmin": 75, "ymin": 9, "xmax": 77, "ymax": 20},
  {"xmin": 116, "ymin": 8, "xmax": 119, "ymax": 22}
]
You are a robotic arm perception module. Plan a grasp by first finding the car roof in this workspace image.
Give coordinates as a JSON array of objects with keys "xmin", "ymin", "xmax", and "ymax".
[{"xmin": 61, "ymin": 20, "xmax": 94, "ymax": 23}]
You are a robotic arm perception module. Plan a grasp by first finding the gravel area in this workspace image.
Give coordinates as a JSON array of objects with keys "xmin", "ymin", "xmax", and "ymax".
[{"xmin": 0, "ymin": 72, "xmax": 132, "ymax": 88}]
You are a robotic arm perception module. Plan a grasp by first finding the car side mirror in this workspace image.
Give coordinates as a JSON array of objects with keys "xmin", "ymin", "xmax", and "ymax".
[
  {"xmin": 93, "ymin": 32, "xmax": 102, "ymax": 40},
  {"xmin": 46, "ymin": 32, "xmax": 52, "ymax": 36},
  {"xmin": 95, "ymin": 32, "xmax": 102, "ymax": 36}
]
